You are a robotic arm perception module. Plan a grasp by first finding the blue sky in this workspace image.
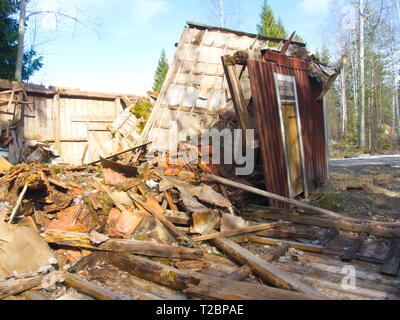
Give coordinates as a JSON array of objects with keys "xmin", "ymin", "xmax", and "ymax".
[{"xmin": 26, "ymin": 0, "xmax": 334, "ymax": 95}]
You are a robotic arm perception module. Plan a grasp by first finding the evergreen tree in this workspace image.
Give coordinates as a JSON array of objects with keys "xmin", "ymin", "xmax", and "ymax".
[
  {"xmin": 152, "ymin": 49, "xmax": 169, "ymax": 93},
  {"xmin": 256, "ymin": 0, "xmax": 287, "ymax": 39},
  {"xmin": 0, "ymin": 0, "xmax": 42, "ymax": 81}
]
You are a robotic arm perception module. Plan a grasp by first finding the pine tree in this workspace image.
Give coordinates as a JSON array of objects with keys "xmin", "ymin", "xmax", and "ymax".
[
  {"xmin": 0, "ymin": 0, "xmax": 42, "ymax": 81},
  {"xmin": 152, "ymin": 49, "xmax": 169, "ymax": 93},
  {"xmin": 256, "ymin": 0, "xmax": 287, "ymax": 39}
]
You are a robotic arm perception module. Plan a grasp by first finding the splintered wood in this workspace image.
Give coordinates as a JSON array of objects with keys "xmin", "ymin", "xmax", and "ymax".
[{"xmin": 0, "ymin": 155, "xmax": 399, "ymax": 300}]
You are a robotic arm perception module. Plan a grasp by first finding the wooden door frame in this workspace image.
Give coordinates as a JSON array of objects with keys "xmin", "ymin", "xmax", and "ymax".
[{"xmin": 273, "ymin": 73, "xmax": 309, "ymax": 199}]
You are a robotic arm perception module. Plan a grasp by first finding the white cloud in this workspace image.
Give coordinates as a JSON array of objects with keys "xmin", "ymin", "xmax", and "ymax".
[{"xmin": 131, "ymin": 0, "xmax": 168, "ymax": 21}]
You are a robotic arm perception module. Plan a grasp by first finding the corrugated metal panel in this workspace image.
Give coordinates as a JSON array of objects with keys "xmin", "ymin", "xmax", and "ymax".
[{"xmin": 248, "ymin": 50, "xmax": 327, "ymax": 207}]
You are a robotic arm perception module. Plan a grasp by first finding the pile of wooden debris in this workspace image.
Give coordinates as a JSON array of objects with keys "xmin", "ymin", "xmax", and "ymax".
[{"xmin": 0, "ymin": 145, "xmax": 399, "ymax": 301}]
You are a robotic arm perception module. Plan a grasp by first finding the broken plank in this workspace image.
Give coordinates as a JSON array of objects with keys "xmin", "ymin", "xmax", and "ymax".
[
  {"xmin": 0, "ymin": 276, "xmax": 43, "ymax": 300},
  {"xmin": 222, "ymin": 56, "xmax": 252, "ymax": 141},
  {"xmin": 204, "ymin": 174, "xmax": 342, "ymax": 218},
  {"xmin": 212, "ymin": 237, "xmax": 323, "ymax": 297},
  {"xmin": 192, "ymin": 221, "xmax": 290, "ymax": 242},
  {"xmin": 64, "ymin": 273, "xmax": 135, "ymax": 300},
  {"xmin": 107, "ymin": 252, "xmax": 200, "ymax": 290},
  {"xmin": 184, "ymin": 276, "xmax": 326, "ymax": 300},
  {"xmin": 242, "ymin": 207, "xmax": 400, "ymax": 239},
  {"xmin": 242, "ymin": 236, "xmax": 324, "ymax": 253},
  {"xmin": 130, "ymin": 194, "xmax": 198, "ymax": 247},
  {"xmin": 223, "ymin": 265, "xmax": 252, "ymax": 281},
  {"xmin": 381, "ymin": 239, "xmax": 400, "ymax": 277},
  {"xmin": 0, "ymin": 272, "xmax": 61, "ymax": 299},
  {"xmin": 342, "ymin": 233, "xmax": 368, "ymax": 262},
  {"xmin": 86, "ymin": 141, "xmax": 152, "ymax": 166},
  {"xmin": 44, "ymin": 229, "xmax": 203, "ymax": 259}
]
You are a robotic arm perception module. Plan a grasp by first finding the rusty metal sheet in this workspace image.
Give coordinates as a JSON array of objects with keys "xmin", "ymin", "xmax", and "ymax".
[{"xmin": 247, "ymin": 50, "xmax": 327, "ymax": 207}]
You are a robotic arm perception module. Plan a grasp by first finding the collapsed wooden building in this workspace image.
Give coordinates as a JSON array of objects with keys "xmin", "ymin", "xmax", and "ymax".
[
  {"xmin": 141, "ymin": 22, "xmax": 341, "ymax": 206},
  {"xmin": 0, "ymin": 23, "xmax": 399, "ymax": 301},
  {"xmin": 0, "ymin": 79, "xmax": 145, "ymax": 165}
]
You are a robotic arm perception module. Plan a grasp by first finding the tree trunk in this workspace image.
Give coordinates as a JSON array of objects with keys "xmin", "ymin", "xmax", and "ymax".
[
  {"xmin": 15, "ymin": 0, "xmax": 27, "ymax": 82},
  {"xmin": 341, "ymin": 66, "xmax": 347, "ymax": 139},
  {"xmin": 358, "ymin": 0, "xmax": 366, "ymax": 148}
]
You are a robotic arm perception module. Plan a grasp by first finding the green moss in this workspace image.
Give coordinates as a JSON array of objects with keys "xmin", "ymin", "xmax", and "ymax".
[
  {"xmin": 315, "ymin": 193, "xmax": 343, "ymax": 211},
  {"xmin": 209, "ymin": 252, "xmax": 229, "ymax": 260},
  {"xmin": 50, "ymin": 166, "xmax": 66, "ymax": 175},
  {"xmin": 151, "ymin": 257, "xmax": 172, "ymax": 266},
  {"xmin": 130, "ymin": 99, "xmax": 152, "ymax": 133},
  {"xmin": 94, "ymin": 192, "xmax": 114, "ymax": 216},
  {"xmin": 133, "ymin": 233, "xmax": 150, "ymax": 241}
]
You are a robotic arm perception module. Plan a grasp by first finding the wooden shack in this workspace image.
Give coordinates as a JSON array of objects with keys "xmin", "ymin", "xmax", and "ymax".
[
  {"xmin": 142, "ymin": 22, "xmax": 341, "ymax": 206},
  {"xmin": 0, "ymin": 79, "xmax": 140, "ymax": 165}
]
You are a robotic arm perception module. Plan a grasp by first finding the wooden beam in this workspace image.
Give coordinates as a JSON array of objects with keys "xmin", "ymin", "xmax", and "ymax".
[
  {"xmin": 64, "ymin": 273, "xmax": 135, "ymax": 300},
  {"xmin": 204, "ymin": 174, "xmax": 342, "ymax": 218},
  {"xmin": 222, "ymin": 56, "xmax": 252, "ymax": 142},
  {"xmin": 281, "ymin": 31, "xmax": 296, "ymax": 53},
  {"xmin": 0, "ymin": 98, "xmax": 32, "ymax": 104},
  {"xmin": 223, "ymin": 265, "xmax": 252, "ymax": 281},
  {"xmin": 184, "ymin": 275, "xmax": 325, "ymax": 300},
  {"xmin": 44, "ymin": 229, "xmax": 203, "ymax": 259},
  {"xmin": 317, "ymin": 55, "xmax": 349, "ymax": 100},
  {"xmin": 212, "ymin": 237, "xmax": 323, "ymax": 297},
  {"xmin": 107, "ymin": 252, "xmax": 200, "ymax": 290},
  {"xmin": 192, "ymin": 221, "xmax": 290, "ymax": 242},
  {"xmin": 242, "ymin": 207, "xmax": 400, "ymax": 239},
  {"xmin": 52, "ymin": 94, "xmax": 61, "ymax": 155},
  {"xmin": 242, "ymin": 236, "xmax": 324, "ymax": 253},
  {"xmin": 86, "ymin": 141, "xmax": 151, "ymax": 166}
]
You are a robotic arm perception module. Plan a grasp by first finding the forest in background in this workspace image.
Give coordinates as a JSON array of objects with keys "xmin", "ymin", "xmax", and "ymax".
[{"xmin": 317, "ymin": 0, "xmax": 400, "ymax": 156}]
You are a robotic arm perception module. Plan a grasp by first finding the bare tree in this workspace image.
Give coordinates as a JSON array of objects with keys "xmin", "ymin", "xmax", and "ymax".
[
  {"xmin": 358, "ymin": 0, "xmax": 366, "ymax": 148},
  {"xmin": 14, "ymin": 0, "xmax": 102, "ymax": 82},
  {"xmin": 202, "ymin": 0, "xmax": 242, "ymax": 28},
  {"xmin": 15, "ymin": 0, "xmax": 27, "ymax": 81}
]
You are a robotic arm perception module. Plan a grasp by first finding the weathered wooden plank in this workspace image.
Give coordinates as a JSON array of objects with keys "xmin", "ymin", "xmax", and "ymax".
[
  {"xmin": 381, "ymin": 239, "xmax": 400, "ymax": 277},
  {"xmin": 64, "ymin": 273, "xmax": 135, "ymax": 300},
  {"xmin": 107, "ymin": 252, "xmax": 200, "ymax": 290},
  {"xmin": 184, "ymin": 276, "xmax": 326, "ymax": 300},
  {"xmin": 205, "ymin": 174, "xmax": 342, "ymax": 218},
  {"xmin": 243, "ymin": 236, "xmax": 324, "ymax": 253},
  {"xmin": 52, "ymin": 94, "xmax": 61, "ymax": 154},
  {"xmin": 242, "ymin": 207, "xmax": 400, "ymax": 239},
  {"xmin": 44, "ymin": 229, "xmax": 203, "ymax": 259},
  {"xmin": 192, "ymin": 221, "xmax": 290, "ymax": 242},
  {"xmin": 212, "ymin": 237, "xmax": 323, "ymax": 297},
  {"xmin": 222, "ymin": 56, "xmax": 252, "ymax": 138},
  {"xmin": 223, "ymin": 265, "xmax": 252, "ymax": 281}
]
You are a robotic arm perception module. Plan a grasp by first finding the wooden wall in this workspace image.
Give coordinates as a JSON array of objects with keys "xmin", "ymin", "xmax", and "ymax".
[{"xmin": 0, "ymin": 85, "xmax": 128, "ymax": 165}]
